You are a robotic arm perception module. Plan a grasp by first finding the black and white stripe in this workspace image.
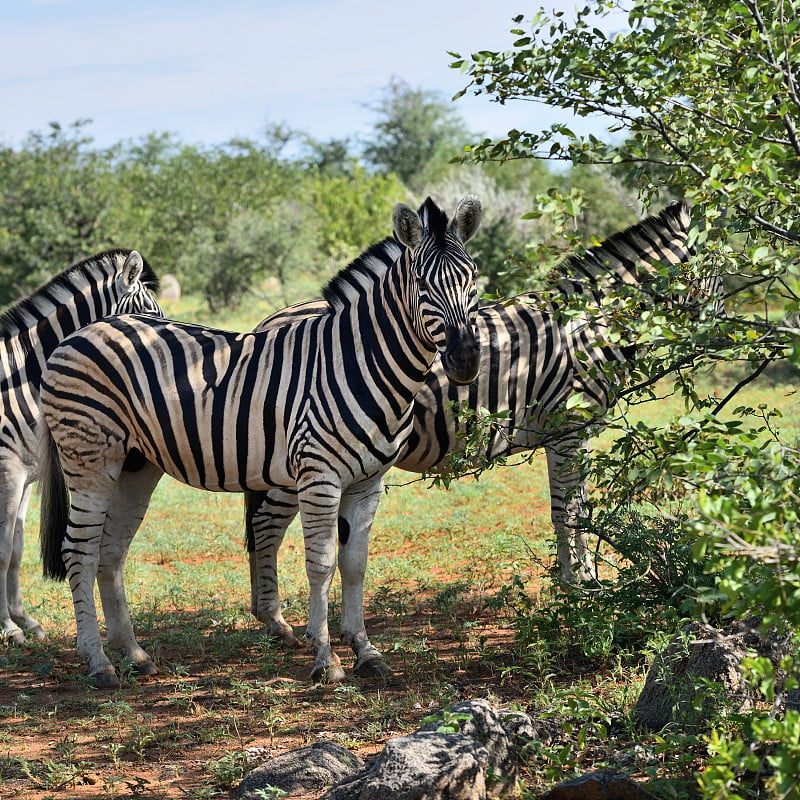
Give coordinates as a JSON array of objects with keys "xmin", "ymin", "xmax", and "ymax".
[
  {"xmin": 0, "ymin": 250, "xmax": 161, "ymax": 645},
  {"xmin": 38, "ymin": 196, "xmax": 482, "ymax": 687},
  {"xmin": 245, "ymin": 201, "xmax": 718, "ymax": 611}
]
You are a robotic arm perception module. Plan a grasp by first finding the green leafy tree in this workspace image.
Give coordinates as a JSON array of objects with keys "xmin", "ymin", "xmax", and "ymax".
[
  {"xmin": 362, "ymin": 77, "xmax": 473, "ymax": 192},
  {"xmin": 309, "ymin": 167, "xmax": 406, "ymax": 264},
  {"xmin": 176, "ymin": 203, "xmax": 319, "ymax": 312},
  {"xmin": 107, "ymin": 136, "xmax": 310, "ymax": 309},
  {"xmin": 0, "ymin": 121, "xmax": 117, "ymax": 302},
  {"xmin": 453, "ymin": 1, "xmax": 800, "ymax": 795}
]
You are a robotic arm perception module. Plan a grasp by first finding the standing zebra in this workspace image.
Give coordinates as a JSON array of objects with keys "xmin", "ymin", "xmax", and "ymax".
[
  {"xmin": 245, "ymin": 201, "xmax": 716, "ymax": 630},
  {"xmin": 0, "ymin": 250, "xmax": 161, "ymax": 644},
  {"xmin": 38, "ymin": 196, "xmax": 482, "ymax": 687}
]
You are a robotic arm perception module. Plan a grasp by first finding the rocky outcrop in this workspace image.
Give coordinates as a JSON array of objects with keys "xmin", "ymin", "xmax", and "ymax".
[
  {"xmin": 634, "ymin": 617, "xmax": 793, "ymax": 731},
  {"xmin": 234, "ymin": 699, "xmax": 534, "ymax": 800},
  {"xmin": 233, "ymin": 740, "xmax": 364, "ymax": 800}
]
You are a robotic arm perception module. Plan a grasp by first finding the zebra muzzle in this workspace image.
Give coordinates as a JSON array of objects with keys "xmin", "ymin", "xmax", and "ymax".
[{"xmin": 441, "ymin": 326, "xmax": 481, "ymax": 386}]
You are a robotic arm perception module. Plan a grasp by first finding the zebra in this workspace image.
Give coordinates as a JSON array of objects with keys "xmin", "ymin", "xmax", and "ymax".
[
  {"xmin": 0, "ymin": 249, "xmax": 162, "ymax": 644},
  {"xmin": 37, "ymin": 196, "xmax": 483, "ymax": 688},
  {"xmin": 244, "ymin": 200, "xmax": 720, "ymax": 638}
]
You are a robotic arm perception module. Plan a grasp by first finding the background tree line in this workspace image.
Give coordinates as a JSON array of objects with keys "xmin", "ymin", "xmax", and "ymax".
[{"xmin": 0, "ymin": 78, "xmax": 638, "ymax": 314}]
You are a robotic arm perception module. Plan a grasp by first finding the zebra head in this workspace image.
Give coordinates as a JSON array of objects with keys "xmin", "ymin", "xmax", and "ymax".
[
  {"xmin": 393, "ymin": 196, "xmax": 482, "ymax": 386},
  {"xmin": 111, "ymin": 250, "xmax": 164, "ymax": 316}
]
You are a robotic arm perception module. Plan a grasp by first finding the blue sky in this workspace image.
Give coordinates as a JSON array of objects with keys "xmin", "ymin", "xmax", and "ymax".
[{"xmin": 0, "ymin": 0, "xmax": 625, "ymax": 151}]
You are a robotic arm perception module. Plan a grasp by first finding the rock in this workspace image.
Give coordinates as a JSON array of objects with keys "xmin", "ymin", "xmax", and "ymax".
[
  {"xmin": 633, "ymin": 617, "xmax": 792, "ymax": 732},
  {"xmin": 158, "ymin": 273, "xmax": 181, "ymax": 302},
  {"xmin": 417, "ymin": 699, "xmax": 527, "ymax": 794},
  {"xmin": 234, "ymin": 740, "xmax": 364, "ymax": 799},
  {"xmin": 540, "ymin": 770, "xmax": 652, "ymax": 800},
  {"xmin": 321, "ymin": 698, "xmax": 537, "ymax": 800},
  {"xmin": 323, "ymin": 732, "xmax": 489, "ymax": 800}
]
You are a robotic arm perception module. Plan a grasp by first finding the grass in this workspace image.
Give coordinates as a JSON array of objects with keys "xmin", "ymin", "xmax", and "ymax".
[
  {"xmin": 3, "ymin": 292, "xmax": 799, "ymax": 798},
  {"xmin": 4, "ymin": 446, "xmax": 551, "ymax": 798}
]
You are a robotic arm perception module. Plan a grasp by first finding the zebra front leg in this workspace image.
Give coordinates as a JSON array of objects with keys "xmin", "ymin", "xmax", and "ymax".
[
  {"xmin": 97, "ymin": 460, "xmax": 163, "ymax": 676},
  {"xmin": 7, "ymin": 484, "xmax": 46, "ymax": 641},
  {"xmin": 0, "ymin": 480, "xmax": 44, "ymax": 643},
  {"xmin": 297, "ymin": 481, "xmax": 345, "ymax": 683},
  {"xmin": 338, "ymin": 478, "xmax": 390, "ymax": 678},
  {"xmin": 545, "ymin": 440, "xmax": 595, "ymax": 583},
  {"xmin": 246, "ymin": 487, "xmax": 302, "ymax": 647},
  {"xmin": 64, "ymin": 489, "xmax": 120, "ymax": 688}
]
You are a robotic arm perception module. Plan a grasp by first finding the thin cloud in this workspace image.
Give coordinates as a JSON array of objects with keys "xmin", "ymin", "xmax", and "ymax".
[{"xmin": 0, "ymin": 0, "xmax": 617, "ymax": 148}]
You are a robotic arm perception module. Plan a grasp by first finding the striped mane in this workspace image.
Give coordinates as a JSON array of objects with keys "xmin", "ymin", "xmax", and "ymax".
[
  {"xmin": 0, "ymin": 249, "xmax": 160, "ymax": 336},
  {"xmin": 555, "ymin": 200, "xmax": 692, "ymax": 292},
  {"xmin": 322, "ymin": 237, "xmax": 403, "ymax": 310},
  {"xmin": 416, "ymin": 197, "xmax": 450, "ymax": 245},
  {"xmin": 321, "ymin": 197, "xmax": 452, "ymax": 311}
]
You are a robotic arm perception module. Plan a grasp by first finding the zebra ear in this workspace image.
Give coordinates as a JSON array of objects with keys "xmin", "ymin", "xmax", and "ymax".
[
  {"xmin": 450, "ymin": 195, "xmax": 482, "ymax": 244},
  {"xmin": 393, "ymin": 203, "xmax": 422, "ymax": 250},
  {"xmin": 120, "ymin": 251, "xmax": 144, "ymax": 290}
]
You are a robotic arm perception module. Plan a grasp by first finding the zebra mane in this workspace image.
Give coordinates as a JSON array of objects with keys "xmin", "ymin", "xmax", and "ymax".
[
  {"xmin": 556, "ymin": 200, "xmax": 692, "ymax": 292},
  {"xmin": 321, "ymin": 197, "xmax": 451, "ymax": 309},
  {"xmin": 322, "ymin": 237, "xmax": 404, "ymax": 310},
  {"xmin": 0, "ymin": 248, "xmax": 159, "ymax": 336},
  {"xmin": 417, "ymin": 197, "xmax": 450, "ymax": 245}
]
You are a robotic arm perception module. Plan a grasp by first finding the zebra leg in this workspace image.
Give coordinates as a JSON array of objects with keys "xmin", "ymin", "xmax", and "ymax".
[
  {"xmin": 338, "ymin": 478, "xmax": 390, "ymax": 678},
  {"xmin": 63, "ymin": 486, "xmax": 121, "ymax": 688},
  {"xmin": 247, "ymin": 487, "xmax": 302, "ymax": 646},
  {"xmin": 7, "ymin": 484, "xmax": 46, "ymax": 641},
  {"xmin": 96, "ymin": 461, "xmax": 164, "ymax": 675},
  {"xmin": 297, "ymin": 480, "xmax": 346, "ymax": 683},
  {"xmin": 545, "ymin": 439, "xmax": 595, "ymax": 583},
  {"xmin": 0, "ymin": 476, "xmax": 41, "ymax": 643}
]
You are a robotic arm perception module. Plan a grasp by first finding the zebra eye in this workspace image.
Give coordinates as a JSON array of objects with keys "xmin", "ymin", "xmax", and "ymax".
[{"xmin": 416, "ymin": 274, "xmax": 430, "ymax": 291}]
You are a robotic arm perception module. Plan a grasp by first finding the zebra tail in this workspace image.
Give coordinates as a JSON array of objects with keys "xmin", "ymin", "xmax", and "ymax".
[{"xmin": 39, "ymin": 423, "xmax": 69, "ymax": 581}]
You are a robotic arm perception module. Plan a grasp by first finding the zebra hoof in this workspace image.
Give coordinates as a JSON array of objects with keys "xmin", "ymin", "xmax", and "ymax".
[
  {"xmin": 354, "ymin": 658, "xmax": 392, "ymax": 679},
  {"xmin": 310, "ymin": 663, "xmax": 347, "ymax": 684},
  {"xmin": 29, "ymin": 625, "xmax": 47, "ymax": 642},
  {"xmin": 2, "ymin": 627, "xmax": 26, "ymax": 645},
  {"xmin": 91, "ymin": 671, "xmax": 121, "ymax": 689},
  {"xmin": 133, "ymin": 660, "xmax": 158, "ymax": 676},
  {"xmin": 266, "ymin": 624, "xmax": 302, "ymax": 648}
]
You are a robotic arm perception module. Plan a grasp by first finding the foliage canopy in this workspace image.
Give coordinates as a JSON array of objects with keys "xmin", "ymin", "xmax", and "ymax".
[{"xmin": 451, "ymin": 1, "xmax": 800, "ymax": 796}]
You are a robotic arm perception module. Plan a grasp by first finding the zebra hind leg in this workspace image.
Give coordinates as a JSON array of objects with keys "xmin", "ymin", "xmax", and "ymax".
[
  {"xmin": 8, "ymin": 484, "xmax": 46, "ymax": 641},
  {"xmin": 63, "ymin": 487, "xmax": 122, "ymax": 688},
  {"xmin": 546, "ymin": 440, "xmax": 597, "ymax": 584},
  {"xmin": 338, "ymin": 479, "xmax": 391, "ymax": 678},
  {"xmin": 0, "ymin": 480, "xmax": 44, "ymax": 643},
  {"xmin": 246, "ymin": 488, "xmax": 303, "ymax": 647},
  {"xmin": 97, "ymin": 460, "xmax": 164, "ymax": 676}
]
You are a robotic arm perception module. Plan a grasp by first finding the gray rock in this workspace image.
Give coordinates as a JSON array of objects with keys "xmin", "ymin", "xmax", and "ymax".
[
  {"xmin": 322, "ymin": 699, "xmax": 536, "ymax": 800},
  {"xmin": 633, "ymin": 617, "xmax": 793, "ymax": 732},
  {"xmin": 323, "ymin": 732, "xmax": 489, "ymax": 800},
  {"xmin": 234, "ymin": 740, "xmax": 364, "ymax": 799},
  {"xmin": 158, "ymin": 273, "xmax": 181, "ymax": 302},
  {"xmin": 540, "ymin": 769, "xmax": 652, "ymax": 800},
  {"xmin": 417, "ymin": 699, "xmax": 524, "ymax": 794}
]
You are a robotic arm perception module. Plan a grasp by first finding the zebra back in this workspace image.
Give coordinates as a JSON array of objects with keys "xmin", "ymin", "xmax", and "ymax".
[{"xmin": 553, "ymin": 200, "xmax": 693, "ymax": 297}]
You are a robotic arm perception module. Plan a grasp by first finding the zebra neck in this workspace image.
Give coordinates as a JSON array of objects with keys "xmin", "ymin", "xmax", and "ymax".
[
  {"xmin": 2, "ymin": 283, "xmax": 109, "ymax": 384},
  {"xmin": 348, "ymin": 260, "xmax": 435, "ymax": 387}
]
